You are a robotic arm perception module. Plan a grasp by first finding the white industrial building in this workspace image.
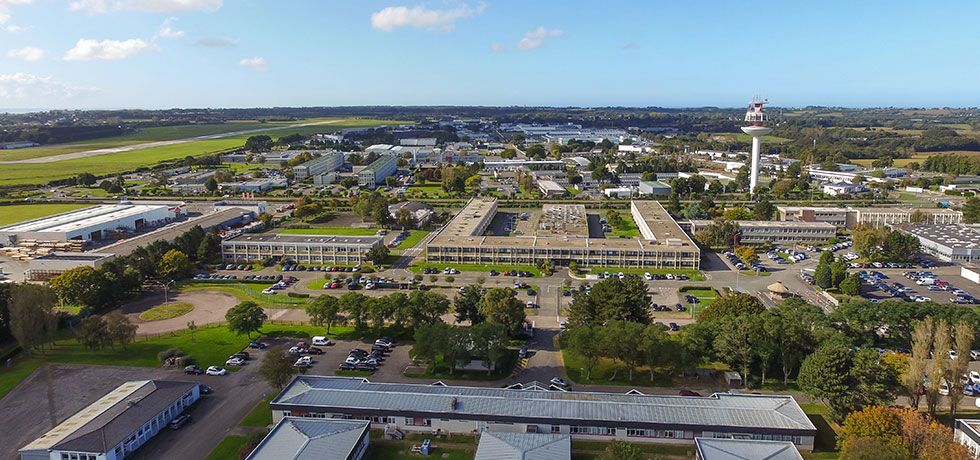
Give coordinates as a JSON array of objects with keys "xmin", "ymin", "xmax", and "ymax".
[
  {"xmin": 894, "ymin": 224, "xmax": 980, "ymax": 264},
  {"xmin": 0, "ymin": 204, "xmax": 177, "ymax": 244}
]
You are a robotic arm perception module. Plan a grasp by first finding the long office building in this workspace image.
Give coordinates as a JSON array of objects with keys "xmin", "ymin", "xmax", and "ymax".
[
  {"xmin": 0, "ymin": 204, "xmax": 177, "ymax": 244},
  {"xmin": 357, "ymin": 155, "xmax": 398, "ymax": 186},
  {"xmin": 688, "ymin": 220, "xmax": 837, "ymax": 245},
  {"xmin": 893, "ymin": 224, "xmax": 980, "ymax": 264},
  {"xmin": 426, "ymin": 198, "xmax": 700, "ymax": 269},
  {"xmin": 271, "ymin": 376, "xmax": 816, "ymax": 450},
  {"xmin": 776, "ymin": 205, "xmax": 961, "ymax": 229},
  {"xmin": 293, "ymin": 153, "xmax": 344, "ymax": 181},
  {"xmin": 222, "ymin": 233, "xmax": 382, "ymax": 264},
  {"xmin": 19, "ymin": 380, "xmax": 200, "ymax": 460}
]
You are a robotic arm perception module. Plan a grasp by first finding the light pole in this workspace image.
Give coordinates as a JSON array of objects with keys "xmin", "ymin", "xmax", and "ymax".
[{"xmin": 145, "ymin": 279, "xmax": 175, "ymax": 304}]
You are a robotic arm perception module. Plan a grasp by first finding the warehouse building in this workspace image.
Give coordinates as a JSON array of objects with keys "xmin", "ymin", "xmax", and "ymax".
[
  {"xmin": 688, "ymin": 220, "xmax": 837, "ymax": 245},
  {"xmin": 19, "ymin": 380, "xmax": 200, "ymax": 460},
  {"xmin": 694, "ymin": 438, "xmax": 803, "ymax": 460},
  {"xmin": 271, "ymin": 377, "xmax": 815, "ymax": 450},
  {"xmin": 357, "ymin": 155, "xmax": 398, "ymax": 187},
  {"xmin": 293, "ymin": 153, "xmax": 345, "ymax": 181},
  {"xmin": 893, "ymin": 224, "xmax": 980, "ymax": 264},
  {"xmin": 537, "ymin": 179, "xmax": 567, "ymax": 197},
  {"xmin": 0, "ymin": 204, "xmax": 177, "ymax": 244},
  {"xmin": 475, "ymin": 432, "xmax": 570, "ymax": 460},
  {"xmin": 26, "ymin": 252, "xmax": 115, "ymax": 281},
  {"xmin": 245, "ymin": 418, "xmax": 370, "ymax": 460},
  {"xmin": 638, "ymin": 180, "xmax": 672, "ymax": 197},
  {"xmin": 426, "ymin": 198, "xmax": 699, "ymax": 269},
  {"xmin": 222, "ymin": 233, "xmax": 382, "ymax": 264}
]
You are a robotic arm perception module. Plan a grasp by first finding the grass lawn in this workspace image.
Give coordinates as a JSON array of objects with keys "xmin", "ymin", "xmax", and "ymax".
[
  {"xmin": 607, "ymin": 214, "xmax": 641, "ymax": 238},
  {"xmin": 366, "ymin": 441, "xmax": 475, "ymax": 460},
  {"xmin": 581, "ymin": 267, "xmax": 706, "ymax": 281},
  {"xmin": 571, "ymin": 440, "xmax": 695, "ymax": 459},
  {"xmin": 204, "ymin": 435, "xmax": 247, "ymax": 460},
  {"xmin": 403, "ymin": 183, "xmax": 452, "ymax": 198},
  {"xmin": 0, "ymin": 203, "xmax": 90, "ymax": 226},
  {"xmin": 180, "ymin": 282, "xmax": 311, "ymax": 307},
  {"xmin": 678, "ymin": 286, "xmax": 720, "ymax": 307},
  {"xmin": 409, "ymin": 262, "xmax": 542, "ymax": 277},
  {"xmin": 392, "ymin": 230, "xmax": 430, "ymax": 249},
  {"xmin": 800, "ymin": 402, "xmax": 840, "ymax": 455},
  {"xmin": 561, "ymin": 342, "xmax": 671, "ymax": 387},
  {"xmin": 240, "ymin": 394, "xmax": 274, "ymax": 428},
  {"xmin": 138, "ymin": 302, "xmax": 194, "ymax": 321},
  {"xmin": 278, "ymin": 227, "xmax": 380, "ymax": 236},
  {"xmin": 405, "ymin": 349, "xmax": 518, "ymax": 381}
]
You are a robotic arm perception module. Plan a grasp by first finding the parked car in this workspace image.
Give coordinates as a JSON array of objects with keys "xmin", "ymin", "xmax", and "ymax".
[
  {"xmin": 199, "ymin": 385, "xmax": 213, "ymax": 395},
  {"xmin": 225, "ymin": 357, "xmax": 246, "ymax": 366},
  {"xmin": 184, "ymin": 365, "xmax": 203, "ymax": 375},
  {"xmin": 169, "ymin": 414, "xmax": 192, "ymax": 430},
  {"xmin": 206, "ymin": 366, "xmax": 227, "ymax": 376},
  {"xmin": 550, "ymin": 376, "xmax": 568, "ymax": 387},
  {"xmin": 312, "ymin": 336, "xmax": 332, "ymax": 346}
]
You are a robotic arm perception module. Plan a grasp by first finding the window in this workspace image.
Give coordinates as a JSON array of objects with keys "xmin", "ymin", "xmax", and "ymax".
[{"xmin": 551, "ymin": 425, "xmax": 562, "ymax": 434}]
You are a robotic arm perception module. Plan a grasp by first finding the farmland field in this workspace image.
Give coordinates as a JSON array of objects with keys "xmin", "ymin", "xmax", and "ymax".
[
  {"xmin": 0, "ymin": 203, "xmax": 90, "ymax": 226},
  {"xmin": 0, "ymin": 118, "xmax": 408, "ymax": 187}
]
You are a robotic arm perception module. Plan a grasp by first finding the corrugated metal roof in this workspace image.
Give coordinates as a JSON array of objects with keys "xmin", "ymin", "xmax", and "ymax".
[
  {"xmin": 273, "ymin": 377, "xmax": 815, "ymax": 432},
  {"xmin": 246, "ymin": 417, "xmax": 369, "ymax": 460},
  {"xmin": 695, "ymin": 438, "xmax": 804, "ymax": 460},
  {"xmin": 475, "ymin": 432, "xmax": 570, "ymax": 460}
]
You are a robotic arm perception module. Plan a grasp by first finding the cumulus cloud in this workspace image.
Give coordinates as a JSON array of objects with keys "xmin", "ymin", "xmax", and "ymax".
[
  {"xmin": 371, "ymin": 2, "xmax": 484, "ymax": 32},
  {"xmin": 0, "ymin": 0, "xmax": 34, "ymax": 25},
  {"xmin": 64, "ymin": 38, "xmax": 152, "ymax": 61},
  {"xmin": 518, "ymin": 26, "xmax": 563, "ymax": 50},
  {"xmin": 70, "ymin": 0, "xmax": 222, "ymax": 14},
  {"xmin": 193, "ymin": 37, "xmax": 236, "ymax": 47},
  {"xmin": 7, "ymin": 46, "xmax": 44, "ymax": 61},
  {"xmin": 0, "ymin": 73, "xmax": 97, "ymax": 99},
  {"xmin": 239, "ymin": 56, "xmax": 267, "ymax": 72},
  {"xmin": 157, "ymin": 17, "xmax": 184, "ymax": 38}
]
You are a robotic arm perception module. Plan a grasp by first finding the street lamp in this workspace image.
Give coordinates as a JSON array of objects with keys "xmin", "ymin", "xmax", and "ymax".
[{"xmin": 145, "ymin": 279, "xmax": 175, "ymax": 304}]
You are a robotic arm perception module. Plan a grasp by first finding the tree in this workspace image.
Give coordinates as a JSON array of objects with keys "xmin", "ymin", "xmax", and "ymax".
[
  {"xmin": 76, "ymin": 172, "xmax": 97, "ymax": 186},
  {"xmin": 950, "ymin": 321, "xmax": 973, "ymax": 418},
  {"xmin": 104, "ymin": 311, "xmax": 137, "ymax": 349},
  {"xmin": 197, "ymin": 233, "xmax": 222, "ymax": 262},
  {"xmin": 831, "ymin": 258, "xmax": 848, "ymax": 288},
  {"xmin": 49, "ymin": 266, "xmax": 109, "ymax": 310},
  {"xmin": 158, "ymin": 249, "xmax": 191, "ymax": 279},
  {"xmin": 567, "ymin": 277, "xmax": 650, "ymax": 326},
  {"xmin": 694, "ymin": 220, "xmax": 739, "ymax": 249},
  {"xmin": 8, "ymin": 283, "xmax": 57, "ymax": 355},
  {"xmin": 605, "ymin": 320, "xmax": 646, "ymax": 381},
  {"xmin": 837, "ymin": 406, "xmax": 971, "ymax": 460},
  {"xmin": 563, "ymin": 325, "xmax": 604, "ymax": 380},
  {"xmin": 258, "ymin": 346, "xmax": 296, "ymax": 390},
  {"xmin": 764, "ymin": 299, "xmax": 825, "ymax": 384},
  {"xmin": 925, "ymin": 319, "xmax": 950, "ymax": 418},
  {"xmin": 225, "ymin": 301, "xmax": 267, "ymax": 339},
  {"xmin": 640, "ymin": 322, "xmax": 677, "ymax": 382},
  {"xmin": 306, "ymin": 295, "xmax": 342, "ymax": 333},
  {"xmin": 365, "ymin": 245, "xmax": 390, "ymax": 266},
  {"xmin": 753, "ymin": 194, "xmax": 775, "ymax": 220},
  {"xmin": 722, "ymin": 206, "xmax": 754, "ymax": 221},
  {"xmin": 814, "ymin": 251, "xmax": 835, "ymax": 289},
  {"xmin": 244, "ymin": 135, "xmax": 273, "ymax": 152},
  {"xmin": 696, "ymin": 292, "xmax": 764, "ymax": 324},
  {"xmin": 204, "ymin": 176, "xmax": 218, "ymax": 192},
  {"xmin": 798, "ymin": 338, "xmax": 897, "ymax": 422},
  {"xmin": 667, "ymin": 191, "xmax": 682, "ymax": 214},
  {"xmin": 963, "ymin": 196, "xmax": 980, "ymax": 224},
  {"xmin": 734, "ymin": 245, "xmax": 757, "ymax": 264},
  {"xmin": 78, "ymin": 315, "xmax": 111, "ymax": 350},
  {"xmin": 714, "ymin": 314, "xmax": 762, "ymax": 384},
  {"xmin": 407, "ymin": 290, "xmax": 450, "ymax": 329},
  {"xmin": 470, "ymin": 322, "xmax": 509, "ymax": 375},
  {"xmin": 840, "ymin": 436, "xmax": 909, "ymax": 460},
  {"xmin": 464, "ymin": 174, "xmax": 482, "ymax": 192},
  {"xmin": 598, "ymin": 440, "xmax": 642, "ymax": 460},
  {"xmin": 339, "ymin": 292, "xmax": 368, "ymax": 330},
  {"xmin": 840, "ymin": 273, "xmax": 862, "ymax": 296},
  {"xmin": 477, "ymin": 288, "xmax": 526, "ymax": 335},
  {"xmin": 838, "ymin": 405, "xmax": 904, "ymax": 453},
  {"xmin": 454, "ymin": 285, "xmax": 484, "ymax": 324}
]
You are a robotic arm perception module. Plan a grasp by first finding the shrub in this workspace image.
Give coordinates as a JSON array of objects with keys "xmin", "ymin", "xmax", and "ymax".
[
  {"xmin": 158, "ymin": 347, "xmax": 185, "ymax": 363},
  {"xmin": 287, "ymin": 292, "xmax": 310, "ymax": 299}
]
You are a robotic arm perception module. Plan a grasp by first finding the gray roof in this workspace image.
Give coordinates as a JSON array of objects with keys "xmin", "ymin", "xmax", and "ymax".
[
  {"xmin": 695, "ymin": 438, "xmax": 804, "ymax": 460},
  {"xmin": 246, "ymin": 418, "xmax": 369, "ymax": 460},
  {"xmin": 21, "ymin": 380, "xmax": 197, "ymax": 454},
  {"xmin": 475, "ymin": 432, "xmax": 570, "ymax": 460},
  {"xmin": 272, "ymin": 377, "xmax": 815, "ymax": 433}
]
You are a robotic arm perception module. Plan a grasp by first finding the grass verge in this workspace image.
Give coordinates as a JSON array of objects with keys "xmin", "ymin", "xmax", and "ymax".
[
  {"xmin": 204, "ymin": 435, "xmax": 247, "ymax": 460},
  {"xmin": 240, "ymin": 394, "xmax": 274, "ymax": 428},
  {"xmin": 138, "ymin": 302, "xmax": 194, "ymax": 321}
]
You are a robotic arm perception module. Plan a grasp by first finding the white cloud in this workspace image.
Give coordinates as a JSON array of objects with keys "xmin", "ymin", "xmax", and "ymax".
[
  {"xmin": 0, "ymin": 73, "xmax": 97, "ymax": 99},
  {"xmin": 7, "ymin": 46, "xmax": 44, "ymax": 61},
  {"xmin": 489, "ymin": 42, "xmax": 503, "ymax": 53},
  {"xmin": 371, "ymin": 2, "xmax": 484, "ymax": 32},
  {"xmin": 0, "ymin": 0, "xmax": 34, "ymax": 25},
  {"xmin": 64, "ymin": 38, "xmax": 151, "ymax": 61},
  {"xmin": 157, "ymin": 17, "xmax": 184, "ymax": 38},
  {"xmin": 239, "ymin": 56, "xmax": 267, "ymax": 72},
  {"xmin": 70, "ymin": 0, "xmax": 222, "ymax": 14},
  {"xmin": 517, "ymin": 26, "xmax": 563, "ymax": 50}
]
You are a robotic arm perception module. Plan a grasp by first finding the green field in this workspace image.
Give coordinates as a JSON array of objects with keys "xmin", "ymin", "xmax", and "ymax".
[
  {"xmin": 138, "ymin": 302, "xmax": 194, "ymax": 321},
  {"xmin": 711, "ymin": 132, "xmax": 792, "ymax": 144},
  {"xmin": 607, "ymin": 214, "xmax": 641, "ymax": 238},
  {"xmin": 0, "ymin": 203, "xmax": 91, "ymax": 226},
  {"xmin": 278, "ymin": 227, "xmax": 380, "ymax": 236},
  {"xmin": 392, "ymin": 230, "xmax": 430, "ymax": 249},
  {"xmin": 678, "ymin": 286, "xmax": 720, "ymax": 308},
  {"xmin": 240, "ymin": 394, "xmax": 275, "ymax": 428},
  {"xmin": 0, "ymin": 118, "xmax": 408, "ymax": 187}
]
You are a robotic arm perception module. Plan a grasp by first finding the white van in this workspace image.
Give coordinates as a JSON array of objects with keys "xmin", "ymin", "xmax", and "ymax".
[
  {"xmin": 916, "ymin": 277, "xmax": 937, "ymax": 286},
  {"xmin": 311, "ymin": 336, "xmax": 331, "ymax": 346}
]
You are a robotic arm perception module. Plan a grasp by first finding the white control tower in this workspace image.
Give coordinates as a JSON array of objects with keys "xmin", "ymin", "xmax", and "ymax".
[{"xmin": 740, "ymin": 98, "xmax": 772, "ymax": 194}]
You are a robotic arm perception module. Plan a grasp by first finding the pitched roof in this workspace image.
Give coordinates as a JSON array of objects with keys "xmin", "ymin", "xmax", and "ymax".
[
  {"xmin": 475, "ymin": 432, "xmax": 570, "ymax": 460},
  {"xmin": 246, "ymin": 418, "xmax": 369, "ymax": 460},
  {"xmin": 695, "ymin": 438, "xmax": 804, "ymax": 460}
]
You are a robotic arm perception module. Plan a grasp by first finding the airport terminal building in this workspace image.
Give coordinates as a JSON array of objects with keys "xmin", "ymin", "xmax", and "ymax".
[
  {"xmin": 425, "ymin": 198, "xmax": 700, "ymax": 269},
  {"xmin": 270, "ymin": 377, "xmax": 816, "ymax": 450}
]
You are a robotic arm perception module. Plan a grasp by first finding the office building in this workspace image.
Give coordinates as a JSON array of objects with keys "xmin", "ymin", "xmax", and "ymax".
[
  {"xmin": 357, "ymin": 155, "xmax": 398, "ymax": 187},
  {"xmin": 222, "ymin": 233, "xmax": 382, "ymax": 264},
  {"xmin": 537, "ymin": 180, "xmax": 567, "ymax": 197},
  {"xmin": 475, "ymin": 432, "xmax": 570, "ymax": 460},
  {"xmin": 0, "ymin": 204, "xmax": 177, "ymax": 244},
  {"xmin": 293, "ymin": 153, "xmax": 344, "ymax": 181},
  {"xmin": 688, "ymin": 220, "xmax": 836, "ymax": 245},
  {"xmin": 19, "ymin": 380, "xmax": 200, "ymax": 460},
  {"xmin": 894, "ymin": 224, "xmax": 980, "ymax": 263},
  {"xmin": 851, "ymin": 207, "xmax": 962, "ymax": 228},
  {"xmin": 426, "ymin": 198, "xmax": 699, "ymax": 269},
  {"xmin": 270, "ymin": 376, "xmax": 815, "ymax": 450},
  {"xmin": 776, "ymin": 206, "xmax": 850, "ymax": 229},
  {"xmin": 245, "ymin": 418, "xmax": 370, "ymax": 460},
  {"xmin": 694, "ymin": 438, "xmax": 803, "ymax": 460},
  {"xmin": 955, "ymin": 419, "xmax": 980, "ymax": 458},
  {"xmin": 638, "ymin": 180, "xmax": 672, "ymax": 197}
]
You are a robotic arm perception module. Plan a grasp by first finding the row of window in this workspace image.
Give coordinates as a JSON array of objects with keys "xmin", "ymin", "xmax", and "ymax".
[
  {"xmin": 430, "ymin": 247, "xmax": 696, "ymax": 258},
  {"xmin": 60, "ymin": 454, "xmax": 97, "ymax": 460},
  {"xmin": 226, "ymin": 245, "xmax": 371, "ymax": 252}
]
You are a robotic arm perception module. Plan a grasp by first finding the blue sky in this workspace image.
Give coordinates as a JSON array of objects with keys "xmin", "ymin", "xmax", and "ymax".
[{"xmin": 1, "ymin": 0, "xmax": 979, "ymax": 110}]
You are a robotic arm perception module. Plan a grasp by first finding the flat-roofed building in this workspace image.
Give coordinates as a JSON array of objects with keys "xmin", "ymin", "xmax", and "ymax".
[
  {"xmin": 245, "ymin": 418, "xmax": 370, "ymax": 460},
  {"xmin": 26, "ymin": 252, "xmax": 115, "ymax": 281},
  {"xmin": 688, "ymin": 220, "xmax": 836, "ymax": 245},
  {"xmin": 270, "ymin": 376, "xmax": 815, "ymax": 450},
  {"xmin": 851, "ymin": 207, "xmax": 962, "ymax": 228},
  {"xmin": 426, "ymin": 198, "xmax": 699, "ymax": 269},
  {"xmin": 894, "ymin": 224, "xmax": 980, "ymax": 264},
  {"xmin": 357, "ymin": 155, "xmax": 398, "ymax": 186},
  {"xmin": 18, "ymin": 380, "xmax": 200, "ymax": 460},
  {"xmin": 293, "ymin": 153, "xmax": 344, "ymax": 181},
  {"xmin": 776, "ymin": 206, "xmax": 850, "ymax": 229},
  {"xmin": 695, "ymin": 438, "xmax": 803, "ymax": 460},
  {"xmin": 537, "ymin": 179, "xmax": 567, "ymax": 197},
  {"xmin": 475, "ymin": 432, "xmax": 570, "ymax": 460},
  {"xmin": 638, "ymin": 180, "xmax": 672, "ymax": 197},
  {"xmin": 222, "ymin": 233, "xmax": 382, "ymax": 264},
  {"xmin": 0, "ymin": 204, "xmax": 177, "ymax": 244},
  {"xmin": 955, "ymin": 419, "xmax": 980, "ymax": 458}
]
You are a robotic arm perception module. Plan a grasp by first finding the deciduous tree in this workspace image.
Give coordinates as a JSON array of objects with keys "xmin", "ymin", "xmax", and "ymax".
[
  {"xmin": 225, "ymin": 301, "xmax": 267, "ymax": 339},
  {"xmin": 258, "ymin": 346, "xmax": 296, "ymax": 390}
]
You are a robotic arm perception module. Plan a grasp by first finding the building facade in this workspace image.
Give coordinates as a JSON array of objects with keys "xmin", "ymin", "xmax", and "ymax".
[
  {"xmin": 0, "ymin": 204, "xmax": 177, "ymax": 244},
  {"xmin": 270, "ymin": 377, "xmax": 816, "ymax": 450},
  {"xmin": 688, "ymin": 220, "xmax": 837, "ymax": 245},
  {"xmin": 357, "ymin": 155, "xmax": 398, "ymax": 186},
  {"xmin": 293, "ymin": 153, "xmax": 344, "ymax": 181},
  {"xmin": 894, "ymin": 224, "xmax": 980, "ymax": 264},
  {"xmin": 954, "ymin": 419, "xmax": 980, "ymax": 458},
  {"xmin": 221, "ymin": 233, "xmax": 382, "ymax": 264}
]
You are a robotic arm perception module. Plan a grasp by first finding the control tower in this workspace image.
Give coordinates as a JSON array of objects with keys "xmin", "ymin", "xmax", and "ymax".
[{"xmin": 740, "ymin": 98, "xmax": 772, "ymax": 194}]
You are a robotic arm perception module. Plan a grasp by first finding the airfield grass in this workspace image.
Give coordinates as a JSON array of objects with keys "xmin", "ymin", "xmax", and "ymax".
[
  {"xmin": 0, "ymin": 118, "xmax": 409, "ymax": 187},
  {"xmin": 0, "ymin": 203, "xmax": 90, "ymax": 226}
]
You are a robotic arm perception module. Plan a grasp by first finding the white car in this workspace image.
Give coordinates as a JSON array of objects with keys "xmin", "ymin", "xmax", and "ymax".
[
  {"xmin": 311, "ymin": 336, "xmax": 332, "ymax": 346},
  {"xmin": 939, "ymin": 380, "xmax": 951, "ymax": 396},
  {"xmin": 225, "ymin": 357, "xmax": 245, "ymax": 366},
  {"xmin": 971, "ymin": 350, "xmax": 980, "ymax": 361},
  {"xmin": 970, "ymin": 371, "xmax": 980, "ymax": 384},
  {"xmin": 550, "ymin": 376, "xmax": 568, "ymax": 387},
  {"xmin": 205, "ymin": 366, "xmax": 227, "ymax": 376},
  {"xmin": 617, "ymin": 272, "xmax": 625, "ymax": 279},
  {"xmin": 644, "ymin": 272, "xmax": 652, "ymax": 280},
  {"xmin": 559, "ymin": 321, "xmax": 568, "ymax": 330},
  {"xmin": 295, "ymin": 356, "xmax": 314, "ymax": 366}
]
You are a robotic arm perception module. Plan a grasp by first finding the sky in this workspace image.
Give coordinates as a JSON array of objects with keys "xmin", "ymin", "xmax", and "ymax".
[{"xmin": 1, "ymin": 0, "xmax": 979, "ymax": 110}]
